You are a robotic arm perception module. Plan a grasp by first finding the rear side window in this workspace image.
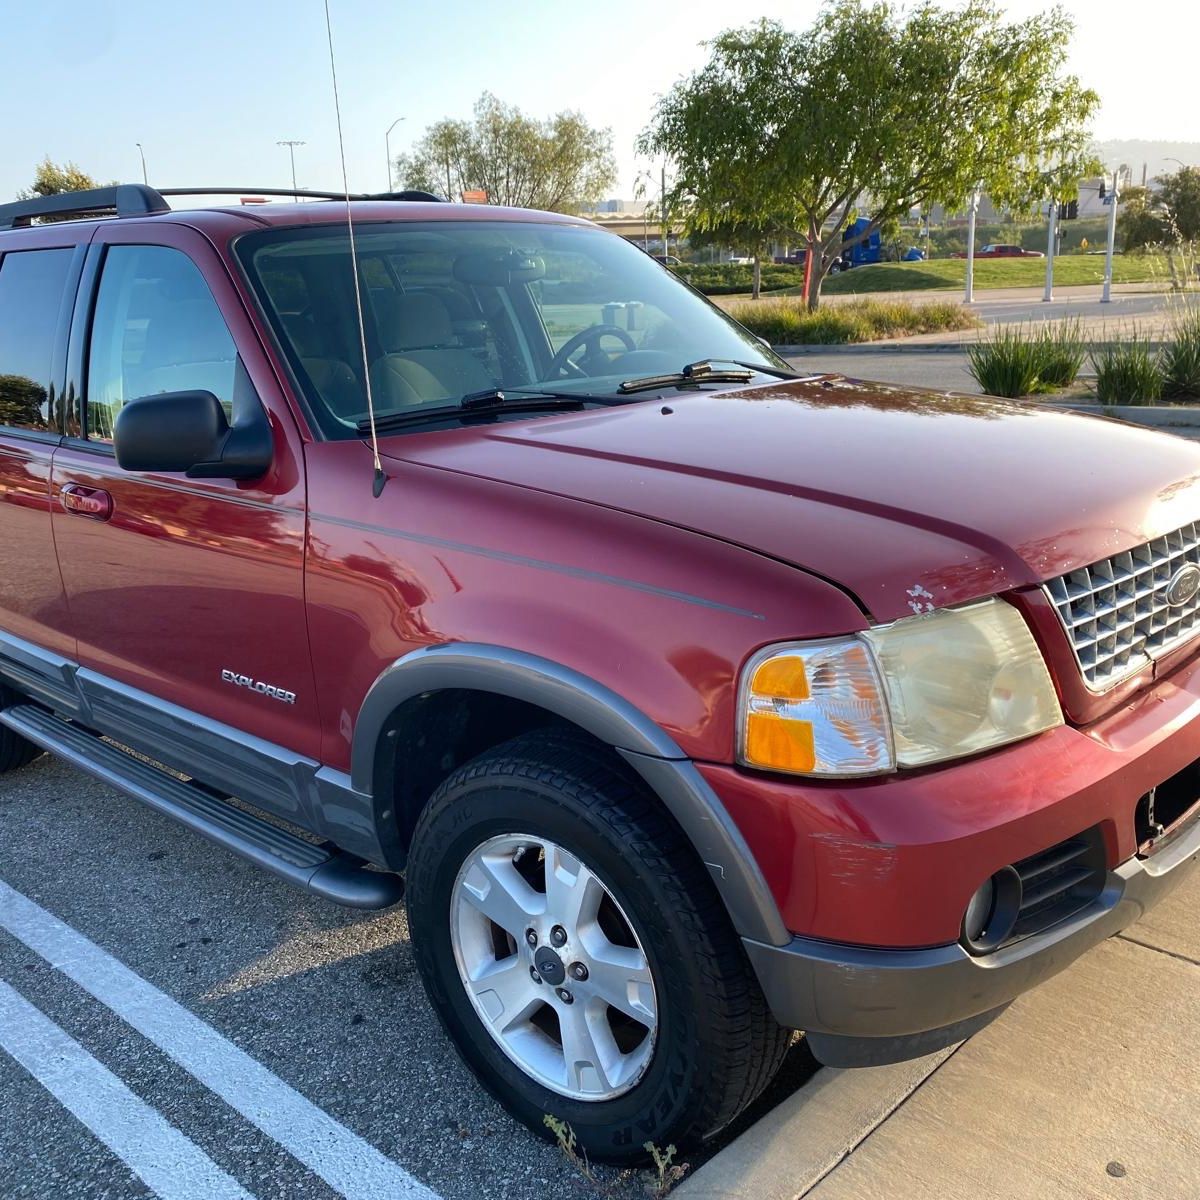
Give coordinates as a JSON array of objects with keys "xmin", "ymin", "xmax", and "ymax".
[
  {"xmin": 86, "ymin": 245, "xmax": 237, "ymax": 441},
  {"xmin": 0, "ymin": 248, "xmax": 74, "ymax": 433}
]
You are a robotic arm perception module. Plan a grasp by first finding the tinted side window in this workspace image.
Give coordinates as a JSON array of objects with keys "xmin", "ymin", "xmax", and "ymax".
[
  {"xmin": 86, "ymin": 245, "xmax": 237, "ymax": 441},
  {"xmin": 0, "ymin": 248, "xmax": 74, "ymax": 433}
]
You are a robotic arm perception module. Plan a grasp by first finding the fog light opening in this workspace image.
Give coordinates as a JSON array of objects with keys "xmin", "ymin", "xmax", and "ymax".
[{"xmin": 961, "ymin": 866, "xmax": 1022, "ymax": 955}]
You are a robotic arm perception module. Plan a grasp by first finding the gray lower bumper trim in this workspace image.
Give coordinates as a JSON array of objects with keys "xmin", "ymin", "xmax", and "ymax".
[{"xmin": 746, "ymin": 810, "xmax": 1200, "ymax": 1041}]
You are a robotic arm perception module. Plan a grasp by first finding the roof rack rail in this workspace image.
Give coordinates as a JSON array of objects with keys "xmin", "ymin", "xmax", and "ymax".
[
  {"xmin": 0, "ymin": 184, "xmax": 170, "ymax": 230},
  {"xmin": 0, "ymin": 184, "xmax": 446, "ymax": 231},
  {"xmin": 157, "ymin": 187, "xmax": 445, "ymax": 203}
]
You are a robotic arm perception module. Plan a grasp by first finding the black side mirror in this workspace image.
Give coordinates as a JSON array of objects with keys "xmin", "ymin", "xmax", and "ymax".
[{"xmin": 113, "ymin": 389, "xmax": 272, "ymax": 480}]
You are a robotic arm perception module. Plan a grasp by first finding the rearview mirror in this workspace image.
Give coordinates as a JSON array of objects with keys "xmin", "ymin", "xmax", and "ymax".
[
  {"xmin": 454, "ymin": 250, "xmax": 545, "ymax": 286},
  {"xmin": 113, "ymin": 390, "xmax": 272, "ymax": 480}
]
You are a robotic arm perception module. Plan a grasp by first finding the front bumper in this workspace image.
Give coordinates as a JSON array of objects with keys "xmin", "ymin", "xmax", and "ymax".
[{"xmin": 743, "ymin": 804, "xmax": 1200, "ymax": 1065}]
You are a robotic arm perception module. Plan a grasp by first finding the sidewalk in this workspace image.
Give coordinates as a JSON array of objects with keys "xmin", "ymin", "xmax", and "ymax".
[{"xmin": 678, "ymin": 870, "xmax": 1200, "ymax": 1200}]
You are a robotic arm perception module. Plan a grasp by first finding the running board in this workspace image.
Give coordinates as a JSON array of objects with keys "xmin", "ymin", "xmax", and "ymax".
[{"xmin": 0, "ymin": 704, "xmax": 403, "ymax": 910}]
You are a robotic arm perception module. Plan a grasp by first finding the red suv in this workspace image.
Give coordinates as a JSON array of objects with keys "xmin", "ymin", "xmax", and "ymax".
[{"xmin": 2, "ymin": 184, "xmax": 1199, "ymax": 1163}]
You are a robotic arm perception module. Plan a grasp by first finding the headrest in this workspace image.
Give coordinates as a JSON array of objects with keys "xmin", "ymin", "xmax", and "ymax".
[{"xmin": 378, "ymin": 293, "xmax": 454, "ymax": 351}]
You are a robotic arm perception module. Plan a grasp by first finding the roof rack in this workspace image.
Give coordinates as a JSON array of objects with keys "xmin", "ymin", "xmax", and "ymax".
[
  {"xmin": 0, "ymin": 184, "xmax": 170, "ymax": 230},
  {"xmin": 0, "ymin": 185, "xmax": 444, "ymax": 231}
]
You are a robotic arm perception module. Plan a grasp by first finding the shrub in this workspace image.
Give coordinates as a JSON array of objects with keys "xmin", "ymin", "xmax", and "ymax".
[
  {"xmin": 727, "ymin": 297, "xmax": 978, "ymax": 345},
  {"xmin": 1162, "ymin": 309, "xmax": 1200, "ymax": 401},
  {"xmin": 1091, "ymin": 332, "xmax": 1163, "ymax": 405},
  {"xmin": 966, "ymin": 326, "xmax": 1043, "ymax": 397},
  {"xmin": 672, "ymin": 263, "xmax": 808, "ymax": 295},
  {"xmin": 1032, "ymin": 319, "xmax": 1086, "ymax": 389}
]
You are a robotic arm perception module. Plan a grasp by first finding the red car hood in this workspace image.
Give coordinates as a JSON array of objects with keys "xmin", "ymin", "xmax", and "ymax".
[{"xmin": 379, "ymin": 376, "xmax": 1200, "ymax": 622}]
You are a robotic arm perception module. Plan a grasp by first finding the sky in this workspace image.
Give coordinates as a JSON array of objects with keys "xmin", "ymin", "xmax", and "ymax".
[{"xmin": 1, "ymin": 0, "xmax": 1197, "ymax": 206}]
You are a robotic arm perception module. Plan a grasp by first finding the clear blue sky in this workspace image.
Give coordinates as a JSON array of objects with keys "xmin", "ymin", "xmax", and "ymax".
[{"xmin": 1, "ymin": 0, "xmax": 1194, "ymax": 204}]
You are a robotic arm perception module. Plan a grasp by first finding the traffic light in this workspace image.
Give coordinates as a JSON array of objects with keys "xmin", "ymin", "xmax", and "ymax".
[{"xmin": 1057, "ymin": 199, "xmax": 1079, "ymax": 221}]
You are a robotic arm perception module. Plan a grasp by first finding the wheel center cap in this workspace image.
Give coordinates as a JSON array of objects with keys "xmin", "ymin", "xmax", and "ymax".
[{"xmin": 533, "ymin": 946, "xmax": 566, "ymax": 986}]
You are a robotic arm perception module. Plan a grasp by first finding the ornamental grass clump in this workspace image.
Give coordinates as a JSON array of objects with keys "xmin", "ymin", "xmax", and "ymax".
[
  {"xmin": 1091, "ymin": 331, "xmax": 1163, "ymax": 406},
  {"xmin": 1162, "ymin": 309, "xmax": 1200, "ymax": 401},
  {"xmin": 966, "ymin": 326, "xmax": 1043, "ymax": 397}
]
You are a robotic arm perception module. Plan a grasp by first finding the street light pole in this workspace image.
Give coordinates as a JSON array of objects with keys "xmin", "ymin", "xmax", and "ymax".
[
  {"xmin": 135, "ymin": 143, "xmax": 148, "ymax": 185},
  {"xmin": 964, "ymin": 186, "xmax": 980, "ymax": 304},
  {"xmin": 1101, "ymin": 168, "xmax": 1120, "ymax": 304},
  {"xmin": 660, "ymin": 164, "xmax": 668, "ymax": 259},
  {"xmin": 1042, "ymin": 197, "xmax": 1057, "ymax": 302},
  {"xmin": 385, "ymin": 117, "xmax": 406, "ymax": 192},
  {"xmin": 277, "ymin": 140, "xmax": 305, "ymax": 198}
]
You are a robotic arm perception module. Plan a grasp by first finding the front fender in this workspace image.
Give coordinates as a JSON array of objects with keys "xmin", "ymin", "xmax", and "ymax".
[{"xmin": 352, "ymin": 643, "xmax": 790, "ymax": 946}]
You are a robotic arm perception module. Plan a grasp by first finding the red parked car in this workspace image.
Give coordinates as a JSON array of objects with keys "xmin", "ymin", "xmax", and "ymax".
[
  {"xmin": 1, "ymin": 185, "xmax": 1199, "ymax": 1163},
  {"xmin": 953, "ymin": 243, "xmax": 1045, "ymax": 258}
]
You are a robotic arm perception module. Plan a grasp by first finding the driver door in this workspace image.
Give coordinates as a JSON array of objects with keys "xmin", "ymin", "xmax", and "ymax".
[{"xmin": 50, "ymin": 226, "xmax": 322, "ymax": 800}]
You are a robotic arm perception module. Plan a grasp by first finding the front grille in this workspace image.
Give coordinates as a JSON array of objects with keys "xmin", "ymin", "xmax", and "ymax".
[
  {"xmin": 1008, "ymin": 829, "xmax": 1106, "ymax": 943},
  {"xmin": 1045, "ymin": 522, "xmax": 1200, "ymax": 690}
]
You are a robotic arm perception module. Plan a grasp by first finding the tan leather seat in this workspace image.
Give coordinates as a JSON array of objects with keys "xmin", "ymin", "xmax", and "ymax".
[{"xmin": 370, "ymin": 294, "xmax": 496, "ymax": 410}]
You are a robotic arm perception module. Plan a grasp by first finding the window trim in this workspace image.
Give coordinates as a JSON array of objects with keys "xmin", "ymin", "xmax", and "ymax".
[{"xmin": 0, "ymin": 243, "xmax": 85, "ymax": 443}]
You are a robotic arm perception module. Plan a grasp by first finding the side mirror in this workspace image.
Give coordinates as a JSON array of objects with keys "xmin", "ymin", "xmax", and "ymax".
[{"xmin": 113, "ymin": 390, "xmax": 272, "ymax": 480}]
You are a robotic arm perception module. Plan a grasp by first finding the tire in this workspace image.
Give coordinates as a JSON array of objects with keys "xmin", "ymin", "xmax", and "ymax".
[{"xmin": 406, "ymin": 731, "xmax": 789, "ymax": 1163}]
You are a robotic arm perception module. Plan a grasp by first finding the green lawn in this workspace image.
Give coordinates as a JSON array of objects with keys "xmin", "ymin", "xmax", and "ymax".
[{"xmin": 819, "ymin": 254, "xmax": 1171, "ymax": 295}]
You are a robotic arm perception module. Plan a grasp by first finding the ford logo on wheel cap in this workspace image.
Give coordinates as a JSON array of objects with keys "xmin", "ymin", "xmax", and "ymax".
[{"xmin": 1166, "ymin": 564, "xmax": 1200, "ymax": 607}]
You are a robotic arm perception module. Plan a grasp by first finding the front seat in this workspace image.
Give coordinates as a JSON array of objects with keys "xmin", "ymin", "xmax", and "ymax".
[
  {"xmin": 279, "ymin": 314, "xmax": 363, "ymax": 422},
  {"xmin": 370, "ymin": 294, "xmax": 495, "ymax": 409}
]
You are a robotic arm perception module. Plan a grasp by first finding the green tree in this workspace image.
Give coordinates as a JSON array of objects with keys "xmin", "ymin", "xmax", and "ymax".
[
  {"xmin": 642, "ymin": 2, "xmax": 1099, "ymax": 309},
  {"xmin": 0, "ymin": 375, "xmax": 48, "ymax": 429},
  {"xmin": 1155, "ymin": 166, "xmax": 1200, "ymax": 243},
  {"xmin": 396, "ymin": 94, "xmax": 616, "ymax": 214},
  {"xmin": 18, "ymin": 157, "xmax": 104, "ymax": 199},
  {"xmin": 1117, "ymin": 185, "xmax": 1166, "ymax": 251}
]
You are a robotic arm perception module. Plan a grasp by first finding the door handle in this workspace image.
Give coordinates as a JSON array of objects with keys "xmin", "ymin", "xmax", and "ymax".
[{"xmin": 60, "ymin": 483, "xmax": 113, "ymax": 521}]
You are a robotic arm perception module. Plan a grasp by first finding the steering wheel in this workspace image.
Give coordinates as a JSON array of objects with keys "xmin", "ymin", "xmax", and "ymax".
[{"xmin": 547, "ymin": 324, "xmax": 637, "ymax": 379}]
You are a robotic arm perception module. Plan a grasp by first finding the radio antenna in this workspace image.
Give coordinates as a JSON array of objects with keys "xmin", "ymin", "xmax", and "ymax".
[{"xmin": 323, "ymin": 0, "xmax": 387, "ymax": 498}]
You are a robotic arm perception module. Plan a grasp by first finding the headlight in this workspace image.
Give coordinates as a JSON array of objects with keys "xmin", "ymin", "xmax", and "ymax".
[{"xmin": 737, "ymin": 599, "xmax": 1062, "ymax": 777}]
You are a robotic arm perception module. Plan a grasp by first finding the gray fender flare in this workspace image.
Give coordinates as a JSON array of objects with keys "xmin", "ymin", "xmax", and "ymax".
[{"xmin": 352, "ymin": 643, "xmax": 790, "ymax": 947}]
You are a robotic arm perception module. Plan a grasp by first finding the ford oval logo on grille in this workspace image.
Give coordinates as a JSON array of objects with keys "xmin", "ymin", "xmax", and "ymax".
[{"xmin": 1166, "ymin": 564, "xmax": 1200, "ymax": 607}]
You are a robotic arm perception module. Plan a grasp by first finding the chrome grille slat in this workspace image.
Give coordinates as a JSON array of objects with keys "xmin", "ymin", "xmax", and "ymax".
[{"xmin": 1045, "ymin": 520, "xmax": 1200, "ymax": 691}]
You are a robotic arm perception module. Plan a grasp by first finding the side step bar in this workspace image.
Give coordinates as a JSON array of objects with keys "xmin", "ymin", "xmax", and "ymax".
[{"xmin": 0, "ymin": 704, "xmax": 403, "ymax": 910}]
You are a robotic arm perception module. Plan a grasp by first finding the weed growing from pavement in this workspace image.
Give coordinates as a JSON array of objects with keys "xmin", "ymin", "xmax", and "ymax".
[{"xmin": 542, "ymin": 1115, "xmax": 691, "ymax": 1197}]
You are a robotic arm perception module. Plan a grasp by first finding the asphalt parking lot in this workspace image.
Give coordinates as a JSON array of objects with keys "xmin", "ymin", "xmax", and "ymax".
[{"xmin": 0, "ymin": 753, "xmax": 814, "ymax": 1200}]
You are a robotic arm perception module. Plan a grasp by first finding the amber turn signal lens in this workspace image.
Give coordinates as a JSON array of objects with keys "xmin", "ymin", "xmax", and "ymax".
[{"xmin": 738, "ymin": 642, "xmax": 893, "ymax": 777}]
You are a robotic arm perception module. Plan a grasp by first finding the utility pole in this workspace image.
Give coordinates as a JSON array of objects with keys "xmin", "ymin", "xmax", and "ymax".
[
  {"xmin": 964, "ymin": 186, "xmax": 980, "ymax": 304},
  {"xmin": 385, "ymin": 117, "xmax": 405, "ymax": 192},
  {"xmin": 277, "ymin": 140, "xmax": 305, "ymax": 199},
  {"xmin": 1101, "ymin": 168, "xmax": 1120, "ymax": 304},
  {"xmin": 135, "ymin": 143, "xmax": 148, "ymax": 185},
  {"xmin": 1043, "ymin": 197, "xmax": 1057, "ymax": 302}
]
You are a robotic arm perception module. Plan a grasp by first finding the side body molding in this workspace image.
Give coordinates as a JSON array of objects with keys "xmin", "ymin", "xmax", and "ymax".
[{"xmin": 352, "ymin": 644, "xmax": 791, "ymax": 947}]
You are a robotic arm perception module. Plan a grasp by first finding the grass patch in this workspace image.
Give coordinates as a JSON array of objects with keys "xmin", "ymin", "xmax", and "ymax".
[
  {"xmin": 1162, "ymin": 308, "xmax": 1200, "ymax": 401},
  {"xmin": 727, "ymin": 296, "xmax": 979, "ymax": 345},
  {"xmin": 819, "ymin": 255, "xmax": 1171, "ymax": 296},
  {"xmin": 1092, "ymin": 331, "xmax": 1163, "ymax": 405}
]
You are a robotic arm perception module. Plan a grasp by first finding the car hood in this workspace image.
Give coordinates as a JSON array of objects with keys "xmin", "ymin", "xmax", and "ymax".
[{"xmin": 379, "ymin": 376, "xmax": 1200, "ymax": 622}]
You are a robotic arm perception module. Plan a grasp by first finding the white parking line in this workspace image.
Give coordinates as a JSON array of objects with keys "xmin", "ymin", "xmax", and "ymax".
[
  {"xmin": 0, "ymin": 981, "xmax": 255, "ymax": 1200},
  {"xmin": 0, "ymin": 881, "xmax": 440, "ymax": 1200}
]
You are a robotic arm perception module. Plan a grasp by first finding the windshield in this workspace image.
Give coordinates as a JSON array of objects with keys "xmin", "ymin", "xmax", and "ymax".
[{"xmin": 236, "ymin": 219, "xmax": 785, "ymax": 437}]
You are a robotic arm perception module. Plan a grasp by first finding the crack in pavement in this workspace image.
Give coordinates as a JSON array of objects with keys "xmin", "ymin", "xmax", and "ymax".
[{"xmin": 1115, "ymin": 932, "xmax": 1200, "ymax": 969}]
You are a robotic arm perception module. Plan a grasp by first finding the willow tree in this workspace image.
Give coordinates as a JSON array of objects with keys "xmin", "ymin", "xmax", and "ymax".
[{"xmin": 642, "ymin": 2, "xmax": 1099, "ymax": 308}]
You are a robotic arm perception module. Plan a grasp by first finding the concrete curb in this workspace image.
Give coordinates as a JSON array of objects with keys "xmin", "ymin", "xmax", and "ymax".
[
  {"xmin": 1046, "ymin": 401, "xmax": 1200, "ymax": 430},
  {"xmin": 675, "ymin": 1048, "xmax": 956, "ymax": 1200},
  {"xmin": 776, "ymin": 339, "xmax": 1172, "ymax": 355}
]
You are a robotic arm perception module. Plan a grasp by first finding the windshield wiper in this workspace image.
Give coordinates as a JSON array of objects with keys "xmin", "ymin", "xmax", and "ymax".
[
  {"xmin": 617, "ymin": 358, "xmax": 805, "ymax": 394},
  {"xmin": 616, "ymin": 360, "xmax": 756, "ymax": 395},
  {"xmin": 356, "ymin": 390, "xmax": 586, "ymax": 434}
]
